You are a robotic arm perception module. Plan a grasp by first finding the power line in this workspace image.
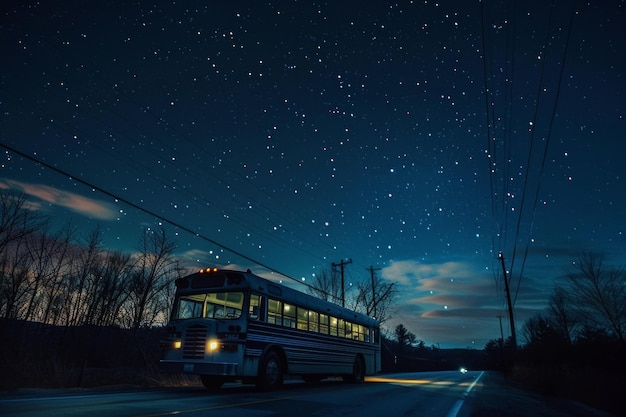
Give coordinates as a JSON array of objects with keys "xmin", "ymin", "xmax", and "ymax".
[
  {"xmin": 1, "ymin": 36, "xmax": 344, "ymax": 268},
  {"xmin": 513, "ymin": 4, "xmax": 576, "ymax": 305},
  {"xmin": 481, "ymin": 0, "xmax": 575, "ymax": 311},
  {"xmin": 0, "ymin": 141, "xmax": 305, "ymax": 286},
  {"xmin": 509, "ymin": 0, "xmax": 557, "ymax": 286},
  {"xmin": 480, "ymin": 0, "xmax": 502, "ymax": 294}
]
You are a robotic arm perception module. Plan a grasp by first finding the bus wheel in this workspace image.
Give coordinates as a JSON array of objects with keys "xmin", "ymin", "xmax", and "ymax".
[
  {"xmin": 257, "ymin": 350, "xmax": 283, "ymax": 391},
  {"xmin": 345, "ymin": 356, "xmax": 365, "ymax": 383},
  {"xmin": 200, "ymin": 375, "xmax": 224, "ymax": 391}
]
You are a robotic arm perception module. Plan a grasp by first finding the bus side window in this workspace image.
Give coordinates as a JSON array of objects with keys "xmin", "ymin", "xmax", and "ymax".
[
  {"xmin": 346, "ymin": 321, "xmax": 357, "ymax": 339},
  {"xmin": 309, "ymin": 311, "xmax": 319, "ymax": 333},
  {"xmin": 337, "ymin": 319, "xmax": 345, "ymax": 338},
  {"xmin": 297, "ymin": 307, "xmax": 308, "ymax": 331},
  {"xmin": 249, "ymin": 294, "xmax": 263, "ymax": 321},
  {"xmin": 268, "ymin": 299, "xmax": 282, "ymax": 325},
  {"xmin": 319, "ymin": 314, "xmax": 329, "ymax": 334},
  {"xmin": 330, "ymin": 317, "xmax": 338, "ymax": 337},
  {"xmin": 283, "ymin": 303, "xmax": 296, "ymax": 328},
  {"xmin": 345, "ymin": 321, "xmax": 352, "ymax": 339},
  {"xmin": 357, "ymin": 324, "xmax": 365, "ymax": 341}
]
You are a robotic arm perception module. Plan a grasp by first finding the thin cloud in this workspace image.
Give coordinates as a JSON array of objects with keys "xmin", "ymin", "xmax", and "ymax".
[
  {"xmin": 381, "ymin": 258, "xmax": 518, "ymax": 347},
  {"xmin": 1, "ymin": 178, "xmax": 117, "ymax": 220},
  {"xmin": 382, "ymin": 259, "xmax": 479, "ymax": 287}
]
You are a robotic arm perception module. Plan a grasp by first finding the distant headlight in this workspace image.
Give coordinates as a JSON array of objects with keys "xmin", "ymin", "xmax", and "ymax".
[{"xmin": 460, "ymin": 367, "xmax": 468, "ymax": 374}]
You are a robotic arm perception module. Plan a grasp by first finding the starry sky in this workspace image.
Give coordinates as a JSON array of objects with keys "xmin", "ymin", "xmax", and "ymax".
[{"xmin": 1, "ymin": 1, "xmax": 624, "ymax": 348}]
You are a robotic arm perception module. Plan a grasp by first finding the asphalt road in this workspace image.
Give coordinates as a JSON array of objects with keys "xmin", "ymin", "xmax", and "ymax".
[{"xmin": 0, "ymin": 371, "xmax": 616, "ymax": 417}]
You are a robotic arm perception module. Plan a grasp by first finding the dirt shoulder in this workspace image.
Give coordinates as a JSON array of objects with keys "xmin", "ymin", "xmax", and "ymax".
[{"xmin": 462, "ymin": 371, "xmax": 617, "ymax": 417}]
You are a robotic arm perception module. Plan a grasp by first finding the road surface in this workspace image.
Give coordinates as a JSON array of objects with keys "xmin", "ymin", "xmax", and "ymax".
[{"xmin": 0, "ymin": 371, "xmax": 615, "ymax": 417}]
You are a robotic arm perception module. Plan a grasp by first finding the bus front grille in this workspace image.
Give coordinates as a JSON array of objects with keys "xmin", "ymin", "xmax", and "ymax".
[{"xmin": 183, "ymin": 324, "xmax": 207, "ymax": 359}]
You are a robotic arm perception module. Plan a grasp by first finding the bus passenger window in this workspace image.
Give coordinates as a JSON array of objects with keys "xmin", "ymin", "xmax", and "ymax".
[
  {"xmin": 283, "ymin": 303, "xmax": 296, "ymax": 328},
  {"xmin": 337, "ymin": 319, "xmax": 345, "ymax": 338},
  {"xmin": 319, "ymin": 314, "xmax": 329, "ymax": 334},
  {"xmin": 345, "ymin": 321, "xmax": 352, "ymax": 339},
  {"xmin": 330, "ymin": 317, "xmax": 338, "ymax": 337},
  {"xmin": 357, "ymin": 325, "xmax": 365, "ymax": 341},
  {"xmin": 297, "ymin": 307, "xmax": 308, "ymax": 331},
  {"xmin": 249, "ymin": 294, "xmax": 262, "ymax": 320},
  {"xmin": 309, "ymin": 311, "xmax": 319, "ymax": 333},
  {"xmin": 268, "ymin": 299, "xmax": 282, "ymax": 325}
]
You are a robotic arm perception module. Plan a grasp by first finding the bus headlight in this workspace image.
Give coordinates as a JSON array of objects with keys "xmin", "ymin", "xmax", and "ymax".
[
  {"xmin": 207, "ymin": 340, "xmax": 219, "ymax": 352},
  {"xmin": 173, "ymin": 340, "xmax": 182, "ymax": 349}
]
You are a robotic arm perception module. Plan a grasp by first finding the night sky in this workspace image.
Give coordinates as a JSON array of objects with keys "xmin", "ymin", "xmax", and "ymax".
[{"xmin": 1, "ymin": 1, "xmax": 624, "ymax": 348}]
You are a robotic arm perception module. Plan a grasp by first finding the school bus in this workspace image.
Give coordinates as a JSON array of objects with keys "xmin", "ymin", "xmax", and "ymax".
[{"xmin": 160, "ymin": 268, "xmax": 381, "ymax": 390}]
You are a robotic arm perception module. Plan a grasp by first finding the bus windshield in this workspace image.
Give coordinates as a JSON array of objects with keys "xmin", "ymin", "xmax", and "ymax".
[{"xmin": 174, "ymin": 291, "xmax": 244, "ymax": 320}]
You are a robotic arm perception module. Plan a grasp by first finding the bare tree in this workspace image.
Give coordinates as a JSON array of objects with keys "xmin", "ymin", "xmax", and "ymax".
[
  {"xmin": 0, "ymin": 192, "xmax": 43, "ymax": 252},
  {"xmin": 88, "ymin": 250, "xmax": 132, "ymax": 326},
  {"xmin": 64, "ymin": 227, "xmax": 104, "ymax": 326},
  {"xmin": 0, "ymin": 192, "xmax": 43, "ymax": 319},
  {"xmin": 126, "ymin": 227, "xmax": 182, "ymax": 329},
  {"xmin": 308, "ymin": 266, "xmax": 395, "ymax": 323},
  {"xmin": 521, "ymin": 313, "xmax": 565, "ymax": 346},
  {"xmin": 39, "ymin": 224, "xmax": 75, "ymax": 326},
  {"xmin": 306, "ymin": 269, "xmax": 343, "ymax": 304},
  {"xmin": 356, "ymin": 272, "xmax": 396, "ymax": 324},
  {"xmin": 546, "ymin": 286, "xmax": 578, "ymax": 344},
  {"xmin": 0, "ymin": 238, "xmax": 31, "ymax": 319},
  {"xmin": 565, "ymin": 252, "xmax": 626, "ymax": 341},
  {"xmin": 23, "ymin": 222, "xmax": 74, "ymax": 322}
]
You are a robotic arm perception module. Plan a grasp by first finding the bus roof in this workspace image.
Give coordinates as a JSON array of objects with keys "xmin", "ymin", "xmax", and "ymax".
[{"xmin": 174, "ymin": 269, "xmax": 379, "ymax": 327}]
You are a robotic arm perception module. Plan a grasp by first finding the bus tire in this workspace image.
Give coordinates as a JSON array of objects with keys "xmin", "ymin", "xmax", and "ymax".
[
  {"xmin": 345, "ymin": 355, "xmax": 365, "ymax": 383},
  {"xmin": 257, "ymin": 350, "xmax": 283, "ymax": 391},
  {"xmin": 200, "ymin": 375, "xmax": 224, "ymax": 391}
]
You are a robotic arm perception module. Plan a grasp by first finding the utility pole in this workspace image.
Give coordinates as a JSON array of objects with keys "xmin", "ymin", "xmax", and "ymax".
[
  {"xmin": 497, "ymin": 315, "xmax": 505, "ymax": 365},
  {"xmin": 332, "ymin": 259, "xmax": 352, "ymax": 307},
  {"xmin": 498, "ymin": 252, "xmax": 517, "ymax": 348},
  {"xmin": 367, "ymin": 265, "xmax": 381, "ymax": 316},
  {"xmin": 497, "ymin": 315, "xmax": 505, "ymax": 342}
]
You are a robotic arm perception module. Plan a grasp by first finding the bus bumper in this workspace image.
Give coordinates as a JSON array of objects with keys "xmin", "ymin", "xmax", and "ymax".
[{"xmin": 160, "ymin": 360, "xmax": 238, "ymax": 376}]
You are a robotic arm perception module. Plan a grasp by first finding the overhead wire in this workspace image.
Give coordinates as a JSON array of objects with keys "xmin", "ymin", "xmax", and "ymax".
[
  {"xmin": 501, "ymin": 0, "xmax": 517, "ymax": 258},
  {"xmin": 513, "ymin": 5, "xmax": 576, "ymax": 305},
  {"xmin": 479, "ymin": 0, "xmax": 502, "ymax": 295},
  {"xmin": 0, "ymin": 141, "xmax": 365, "ymax": 299},
  {"xmin": 508, "ymin": 0, "xmax": 557, "ymax": 292},
  {"xmin": 0, "ymin": 33, "xmax": 350, "ymax": 272},
  {"xmin": 1, "ymin": 25, "xmax": 384, "ymax": 294},
  {"xmin": 481, "ymin": 0, "xmax": 575, "ymax": 305},
  {"xmin": 0, "ymin": 88, "xmax": 333, "ymax": 268},
  {"xmin": 481, "ymin": 0, "xmax": 574, "ymax": 312}
]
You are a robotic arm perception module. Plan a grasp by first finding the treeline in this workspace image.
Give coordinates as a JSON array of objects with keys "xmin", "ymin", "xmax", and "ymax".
[
  {"xmin": 0, "ymin": 192, "xmax": 182, "ymax": 329},
  {"xmin": 382, "ymin": 324, "xmax": 491, "ymax": 372},
  {"xmin": 485, "ymin": 251, "xmax": 625, "ymax": 416},
  {"xmin": 522, "ymin": 251, "xmax": 625, "ymax": 345}
]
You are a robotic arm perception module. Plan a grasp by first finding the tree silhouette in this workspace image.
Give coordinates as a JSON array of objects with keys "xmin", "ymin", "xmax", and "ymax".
[
  {"xmin": 126, "ymin": 227, "xmax": 182, "ymax": 329},
  {"xmin": 564, "ymin": 251, "xmax": 625, "ymax": 342}
]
